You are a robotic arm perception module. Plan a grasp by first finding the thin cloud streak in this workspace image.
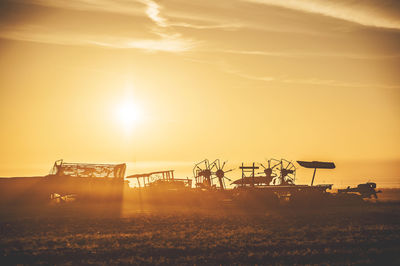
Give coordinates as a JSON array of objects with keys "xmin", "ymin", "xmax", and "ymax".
[
  {"xmin": 221, "ymin": 49, "xmax": 400, "ymax": 60},
  {"xmin": 0, "ymin": 25, "xmax": 195, "ymax": 52},
  {"xmin": 126, "ymin": 36, "xmax": 195, "ymax": 52},
  {"xmin": 281, "ymin": 78, "xmax": 400, "ymax": 89},
  {"xmin": 221, "ymin": 65, "xmax": 400, "ymax": 89},
  {"xmin": 182, "ymin": 57, "xmax": 400, "ymax": 89},
  {"xmin": 245, "ymin": 0, "xmax": 400, "ymax": 30},
  {"xmin": 224, "ymin": 69, "xmax": 275, "ymax": 82},
  {"xmin": 29, "ymin": 0, "xmax": 144, "ymax": 16},
  {"xmin": 170, "ymin": 22, "xmax": 242, "ymax": 30}
]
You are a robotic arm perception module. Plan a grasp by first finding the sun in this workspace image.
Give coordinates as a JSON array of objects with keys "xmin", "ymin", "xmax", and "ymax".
[{"xmin": 114, "ymin": 101, "xmax": 142, "ymax": 131}]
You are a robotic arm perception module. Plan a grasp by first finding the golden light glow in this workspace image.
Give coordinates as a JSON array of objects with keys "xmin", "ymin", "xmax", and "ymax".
[{"xmin": 114, "ymin": 101, "xmax": 143, "ymax": 132}]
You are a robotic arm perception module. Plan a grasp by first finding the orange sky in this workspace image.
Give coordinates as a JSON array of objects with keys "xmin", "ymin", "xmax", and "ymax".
[{"xmin": 0, "ymin": 0, "xmax": 399, "ymax": 187}]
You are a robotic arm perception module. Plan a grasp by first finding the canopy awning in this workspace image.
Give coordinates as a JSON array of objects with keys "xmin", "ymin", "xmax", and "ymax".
[{"xmin": 297, "ymin": 161, "xmax": 335, "ymax": 169}]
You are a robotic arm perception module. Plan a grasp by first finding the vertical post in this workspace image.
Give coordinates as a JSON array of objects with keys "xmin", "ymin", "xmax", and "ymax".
[
  {"xmin": 218, "ymin": 177, "xmax": 225, "ymax": 190},
  {"xmin": 241, "ymin": 163, "xmax": 244, "ymax": 187},
  {"xmin": 251, "ymin": 162, "xmax": 255, "ymax": 187},
  {"xmin": 311, "ymin": 168, "xmax": 317, "ymax": 186}
]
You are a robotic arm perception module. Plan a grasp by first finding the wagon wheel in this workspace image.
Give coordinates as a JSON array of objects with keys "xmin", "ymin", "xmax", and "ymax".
[
  {"xmin": 193, "ymin": 159, "xmax": 213, "ymax": 188},
  {"xmin": 259, "ymin": 158, "xmax": 280, "ymax": 184},
  {"xmin": 210, "ymin": 159, "xmax": 234, "ymax": 190},
  {"xmin": 280, "ymin": 159, "xmax": 296, "ymax": 185}
]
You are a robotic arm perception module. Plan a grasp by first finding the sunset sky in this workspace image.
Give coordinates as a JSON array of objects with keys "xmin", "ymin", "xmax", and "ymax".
[{"xmin": 0, "ymin": 0, "xmax": 399, "ymax": 187}]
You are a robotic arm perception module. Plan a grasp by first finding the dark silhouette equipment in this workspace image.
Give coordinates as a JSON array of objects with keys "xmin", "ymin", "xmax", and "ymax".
[
  {"xmin": 210, "ymin": 159, "xmax": 234, "ymax": 190},
  {"xmin": 51, "ymin": 159, "xmax": 126, "ymax": 179},
  {"xmin": 0, "ymin": 158, "xmax": 383, "ymax": 207},
  {"xmin": 126, "ymin": 170, "xmax": 192, "ymax": 189},
  {"xmin": 239, "ymin": 163, "xmax": 259, "ymax": 187},
  {"xmin": 297, "ymin": 161, "xmax": 335, "ymax": 186},
  {"xmin": 193, "ymin": 159, "xmax": 233, "ymax": 190},
  {"xmin": 193, "ymin": 159, "xmax": 213, "ymax": 189},
  {"xmin": 338, "ymin": 182, "xmax": 382, "ymax": 199},
  {"xmin": 233, "ymin": 159, "xmax": 295, "ymax": 186}
]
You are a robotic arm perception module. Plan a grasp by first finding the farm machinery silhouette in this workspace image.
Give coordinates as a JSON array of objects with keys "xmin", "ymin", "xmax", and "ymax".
[
  {"xmin": 189, "ymin": 158, "xmax": 380, "ymax": 206},
  {"xmin": 47, "ymin": 158, "xmax": 383, "ymax": 206},
  {"xmin": 126, "ymin": 170, "xmax": 192, "ymax": 190},
  {"xmin": 0, "ymin": 158, "xmax": 382, "ymax": 208},
  {"xmin": 193, "ymin": 159, "xmax": 234, "ymax": 190},
  {"xmin": 46, "ymin": 160, "xmax": 126, "ymax": 202},
  {"xmin": 338, "ymin": 182, "xmax": 382, "ymax": 199}
]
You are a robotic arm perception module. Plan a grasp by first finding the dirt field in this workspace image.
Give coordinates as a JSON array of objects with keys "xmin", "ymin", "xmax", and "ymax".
[{"xmin": 1, "ymin": 198, "xmax": 400, "ymax": 265}]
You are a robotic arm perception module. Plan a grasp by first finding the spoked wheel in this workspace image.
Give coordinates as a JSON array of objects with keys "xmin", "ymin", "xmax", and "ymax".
[
  {"xmin": 193, "ymin": 159, "xmax": 213, "ymax": 188},
  {"xmin": 259, "ymin": 159, "xmax": 281, "ymax": 185},
  {"xmin": 271, "ymin": 159, "xmax": 296, "ymax": 185},
  {"xmin": 210, "ymin": 159, "xmax": 234, "ymax": 190}
]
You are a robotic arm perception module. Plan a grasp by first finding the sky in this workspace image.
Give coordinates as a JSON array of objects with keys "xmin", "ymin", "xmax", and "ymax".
[{"xmin": 0, "ymin": 0, "xmax": 399, "ymax": 187}]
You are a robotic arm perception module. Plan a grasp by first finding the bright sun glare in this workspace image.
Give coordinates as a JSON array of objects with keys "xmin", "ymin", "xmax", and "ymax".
[{"xmin": 115, "ymin": 101, "xmax": 142, "ymax": 131}]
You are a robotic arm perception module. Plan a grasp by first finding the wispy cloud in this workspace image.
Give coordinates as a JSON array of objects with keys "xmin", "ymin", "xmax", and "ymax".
[
  {"xmin": 1, "ymin": 0, "xmax": 196, "ymax": 52},
  {"xmin": 244, "ymin": 0, "xmax": 400, "ymax": 30},
  {"xmin": 140, "ymin": 1, "xmax": 241, "ymax": 31},
  {"xmin": 280, "ymin": 77, "xmax": 400, "ymax": 89},
  {"xmin": 140, "ymin": 0, "xmax": 168, "ymax": 27},
  {"xmin": 221, "ymin": 49, "xmax": 400, "ymax": 60},
  {"xmin": 30, "ymin": 0, "xmax": 144, "ymax": 16},
  {"xmin": 137, "ymin": 0, "xmax": 196, "ymax": 52},
  {"xmin": 224, "ymin": 68, "xmax": 275, "ymax": 82},
  {"xmin": 230, "ymin": 71, "xmax": 400, "ymax": 89},
  {"xmin": 182, "ymin": 56, "xmax": 400, "ymax": 89},
  {"xmin": 116, "ymin": 34, "xmax": 195, "ymax": 52},
  {"xmin": 0, "ymin": 25, "xmax": 195, "ymax": 52},
  {"xmin": 169, "ymin": 22, "xmax": 242, "ymax": 30}
]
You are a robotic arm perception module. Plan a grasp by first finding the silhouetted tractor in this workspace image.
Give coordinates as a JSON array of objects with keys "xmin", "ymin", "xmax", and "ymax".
[{"xmin": 338, "ymin": 182, "xmax": 382, "ymax": 199}]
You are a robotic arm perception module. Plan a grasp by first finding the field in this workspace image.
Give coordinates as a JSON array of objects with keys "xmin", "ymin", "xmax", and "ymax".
[{"xmin": 1, "ymin": 193, "xmax": 400, "ymax": 265}]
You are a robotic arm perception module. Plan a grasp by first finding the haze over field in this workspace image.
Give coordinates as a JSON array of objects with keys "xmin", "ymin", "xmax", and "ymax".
[{"xmin": 0, "ymin": 0, "xmax": 399, "ymax": 186}]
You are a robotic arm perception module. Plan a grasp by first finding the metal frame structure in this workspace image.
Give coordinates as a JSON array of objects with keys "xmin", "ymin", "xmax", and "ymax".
[
  {"xmin": 193, "ymin": 159, "xmax": 214, "ymax": 188},
  {"xmin": 239, "ymin": 163, "xmax": 259, "ymax": 187},
  {"xmin": 50, "ymin": 159, "xmax": 126, "ymax": 179},
  {"xmin": 126, "ymin": 170, "xmax": 192, "ymax": 188},
  {"xmin": 272, "ymin": 159, "xmax": 296, "ymax": 185}
]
